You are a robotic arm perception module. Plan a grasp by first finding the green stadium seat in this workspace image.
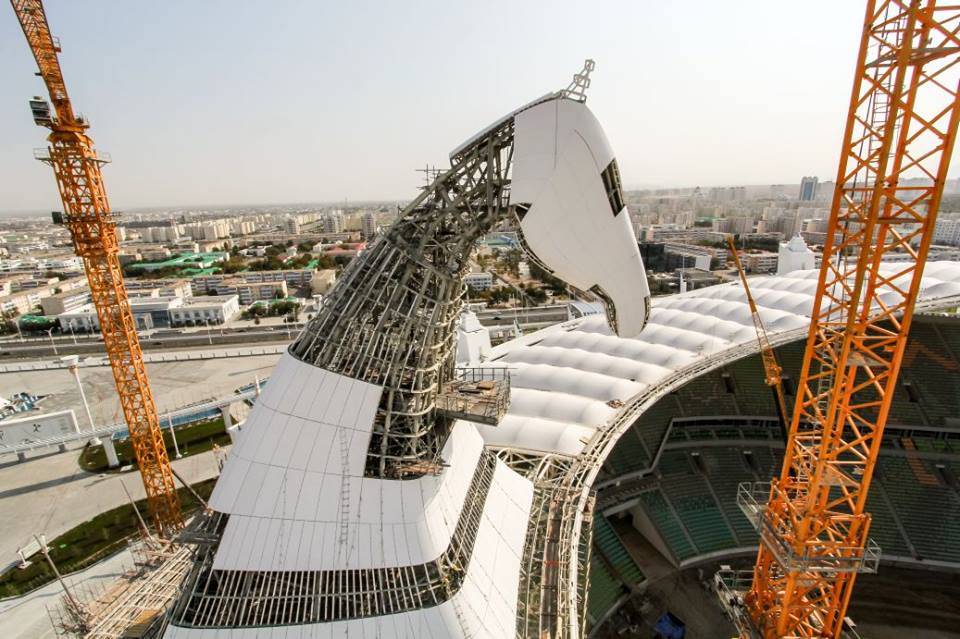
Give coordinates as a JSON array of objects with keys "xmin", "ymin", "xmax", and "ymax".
[
  {"xmin": 593, "ymin": 516, "xmax": 645, "ymax": 586},
  {"xmin": 587, "ymin": 555, "xmax": 627, "ymax": 624},
  {"xmin": 638, "ymin": 489, "xmax": 697, "ymax": 562}
]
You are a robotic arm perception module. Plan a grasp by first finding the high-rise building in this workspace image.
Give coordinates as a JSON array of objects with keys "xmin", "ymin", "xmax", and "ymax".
[
  {"xmin": 934, "ymin": 217, "xmax": 960, "ymax": 246},
  {"xmin": 361, "ymin": 211, "xmax": 377, "ymax": 240},
  {"xmin": 323, "ymin": 211, "xmax": 344, "ymax": 234},
  {"xmin": 778, "ymin": 234, "xmax": 817, "ymax": 275},
  {"xmin": 799, "ymin": 176, "xmax": 819, "ymax": 201},
  {"xmin": 285, "ymin": 216, "xmax": 301, "ymax": 235}
]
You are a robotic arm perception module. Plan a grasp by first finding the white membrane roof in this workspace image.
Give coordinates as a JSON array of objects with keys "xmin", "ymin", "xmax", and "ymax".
[{"xmin": 471, "ymin": 262, "xmax": 960, "ymax": 457}]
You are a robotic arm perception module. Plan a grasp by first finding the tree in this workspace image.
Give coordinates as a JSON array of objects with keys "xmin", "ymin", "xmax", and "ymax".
[
  {"xmin": 0, "ymin": 312, "xmax": 18, "ymax": 336},
  {"xmin": 488, "ymin": 286, "xmax": 512, "ymax": 305},
  {"xmin": 523, "ymin": 284, "xmax": 548, "ymax": 305},
  {"xmin": 221, "ymin": 257, "xmax": 247, "ymax": 274},
  {"xmin": 500, "ymin": 249, "xmax": 522, "ymax": 277},
  {"xmin": 529, "ymin": 262, "xmax": 568, "ymax": 296},
  {"xmin": 249, "ymin": 257, "xmax": 285, "ymax": 271}
]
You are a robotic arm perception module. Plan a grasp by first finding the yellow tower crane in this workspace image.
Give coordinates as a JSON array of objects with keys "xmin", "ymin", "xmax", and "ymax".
[
  {"xmin": 10, "ymin": 0, "xmax": 183, "ymax": 537},
  {"xmin": 726, "ymin": 235, "xmax": 790, "ymax": 440},
  {"xmin": 732, "ymin": 1, "xmax": 960, "ymax": 637}
]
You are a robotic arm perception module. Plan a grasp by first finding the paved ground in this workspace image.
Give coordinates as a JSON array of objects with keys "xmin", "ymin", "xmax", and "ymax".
[
  {"xmin": 0, "ymin": 548, "xmax": 135, "ymax": 639},
  {"xmin": 0, "ymin": 350, "xmax": 274, "ymax": 636},
  {"xmin": 0, "ymin": 446, "xmax": 226, "ymax": 565},
  {"xmin": 0, "ymin": 351, "xmax": 280, "ymax": 428}
]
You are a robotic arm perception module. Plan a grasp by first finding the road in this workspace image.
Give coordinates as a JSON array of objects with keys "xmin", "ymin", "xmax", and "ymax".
[
  {"xmin": 0, "ymin": 446, "xmax": 226, "ymax": 565},
  {"xmin": 0, "ymin": 351, "xmax": 281, "ymax": 429},
  {"xmin": 0, "ymin": 328, "xmax": 298, "ymax": 359},
  {"xmin": 474, "ymin": 305, "xmax": 569, "ymax": 326}
]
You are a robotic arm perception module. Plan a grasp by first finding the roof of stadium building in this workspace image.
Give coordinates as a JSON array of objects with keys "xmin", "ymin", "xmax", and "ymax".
[{"xmin": 473, "ymin": 261, "xmax": 960, "ymax": 461}]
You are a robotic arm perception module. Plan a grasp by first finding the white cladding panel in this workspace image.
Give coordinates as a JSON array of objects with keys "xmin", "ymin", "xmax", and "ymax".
[
  {"xmin": 165, "ymin": 459, "xmax": 533, "ymax": 639},
  {"xmin": 511, "ymin": 98, "xmax": 650, "ymax": 338},
  {"xmin": 210, "ymin": 352, "xmax": 485, "ymax": 571}
]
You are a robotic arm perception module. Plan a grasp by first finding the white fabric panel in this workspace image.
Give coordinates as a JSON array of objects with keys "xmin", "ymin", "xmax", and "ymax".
[
  {"xmin": 476, "ymin": 414, "xmax": 594, "ymax": 456},
  {"xmin": 477, "ymin": 261, "xmax": 960, "ymax": 457},
  {"xmin": 508, "ymin": 361, "xmax": 644, "ymax": 403}
]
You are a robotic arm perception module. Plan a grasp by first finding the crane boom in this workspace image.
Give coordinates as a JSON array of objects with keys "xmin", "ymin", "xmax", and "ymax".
[
  {"xmin": 742, "ymin": 1, "xmax": 960, "ymax": 637},
  {"xmin": 726, "ymin": 236, "xmax": 790, "ymax": 439},
  {"xmin": 11, "ymin": 0, "xmax": 183, "ymax": 537}
]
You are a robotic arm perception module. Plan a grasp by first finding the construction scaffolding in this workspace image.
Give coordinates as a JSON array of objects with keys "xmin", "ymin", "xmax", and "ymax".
[
  {"xmin": 47, "ymin": 542, "xmax": 193, "ymax": 639},
  {"xmin": 436, "ymin": 367, "xmax": 511, "ymax": 426},
  {"xmin": 288, "ymin": 114, "xmax": 518, "ymax": 479}
]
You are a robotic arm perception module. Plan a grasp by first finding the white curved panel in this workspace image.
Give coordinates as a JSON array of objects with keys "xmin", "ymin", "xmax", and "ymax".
[
  {"xmin": 166, "ymin": 458, "xmax": 533, "ymax": 639},
  {"xmin": 511, "ymin": 97, "xmax": 650, "ymax": 338},
  {"xmin": 210, "ymin": 353, "xmax": 488, "ymax": 571}
]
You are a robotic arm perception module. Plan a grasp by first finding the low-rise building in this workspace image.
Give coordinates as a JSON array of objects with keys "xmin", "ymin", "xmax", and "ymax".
[
  {"xmin": 169, "ymin": 295, "xmax": 240, "ymax": 326},
  {"xmin": 464, "ymin": 272, "xmax": 494, "ymax": 291},
  {"xmin": 310, "ymin": 269, "xmax": 337, "ymax": 295},
  {"xmin": 322, "ymin": 242, "xmax": 366, "ymax": 259},
  {"xmin": 744, "ymin": 250, "xmax": 779, "ymax": 274},
  {"xmin": 239, "ymin": 268, "xmax": 314, "ymax": 288},
  {"xmin": 41, "ymin": 288, "xmax": 91, "ymax": 316},
  {"xmin": 58, "ymin": 294, "xmax": 240, "ymax": 331},
  {"xmin": 0, "ymin": 291, "xmax": 40, "ymax": 315},
  {"xmin": 191, "ymin": 275, "xmax": 288, "ymax": 305},
  {"xmin": 59, "ymin": 296, "xmax": 181, "ymax": 332},
  {"xmin": 124, "ymin": 278, "xmax": 193, "ymax": 299},
  {"xmin": 663, "ymin": 242, "xmax": 727, "ymax": 270}
]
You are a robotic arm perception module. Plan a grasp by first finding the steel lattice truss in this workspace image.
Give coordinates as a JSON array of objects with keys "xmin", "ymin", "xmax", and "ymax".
[
  {"xmin": 290, "ymin": 119, "xmax": 516, "ymax": 479},
  {"xmin": 745, "ymin": 2, "xmax": 960, "ymax": 637}
]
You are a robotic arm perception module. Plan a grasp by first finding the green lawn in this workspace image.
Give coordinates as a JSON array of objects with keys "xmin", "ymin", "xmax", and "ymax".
[
  {"xmin": 78, "ymin": 417, "xmax": 231, "ymax": 473},
  {"xmin": 0, "ymin": 478, "xmax": 216, "ymax": 598}
]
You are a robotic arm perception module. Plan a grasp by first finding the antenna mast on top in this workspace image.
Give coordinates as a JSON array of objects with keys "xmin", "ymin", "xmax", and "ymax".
[{"xmin": 563, "ymin": 59, "xmax": 595, "ymax": 102}]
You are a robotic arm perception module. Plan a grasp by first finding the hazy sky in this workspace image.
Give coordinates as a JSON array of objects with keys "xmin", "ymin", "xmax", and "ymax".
[{"xmin": 0, "ymin": 1, "xmax": 867, "ymax": 213}]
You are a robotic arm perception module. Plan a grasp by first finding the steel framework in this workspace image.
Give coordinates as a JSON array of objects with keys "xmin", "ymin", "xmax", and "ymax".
[
  {"xmin": 290, "ymin": 117, "xmax": 516, "ymax": 479},
  {"xmin": 744, "ymin": 2, "xmax": 960, "ymax": 637},
  {"xmin": 11, "ymin": 0, "xmax": 182, "ymax": 536}
]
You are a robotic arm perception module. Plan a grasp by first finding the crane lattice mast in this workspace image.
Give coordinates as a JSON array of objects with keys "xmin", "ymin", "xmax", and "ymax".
[
  {"xmin": 743, "ymin": 1, "xmax": 960, "ymax": 637},
  {"xmin": 10, "ymin": 0, "xmax": 183, "ymax": 537}
]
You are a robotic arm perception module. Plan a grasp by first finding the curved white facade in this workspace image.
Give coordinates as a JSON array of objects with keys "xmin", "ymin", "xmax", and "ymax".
[
  {"xmin": 512, "ymin": 98, "xmax": 651, "ymax": 338},
  {"xmin": 166, "ymin": 261, "xmax": 960, "ymax": 639}
]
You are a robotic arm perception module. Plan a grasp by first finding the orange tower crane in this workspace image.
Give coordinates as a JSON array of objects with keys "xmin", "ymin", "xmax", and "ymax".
[
  {"xmin": 741, "ymin": 1, "xmax": 960, "ymax": 637},
  {"xmin": 726, "ymin": 235, "xmax": 790, "ymax": 440},
  {"xmin": 11, "ymin": 0, "xmax": 183, "ymax": 537}
]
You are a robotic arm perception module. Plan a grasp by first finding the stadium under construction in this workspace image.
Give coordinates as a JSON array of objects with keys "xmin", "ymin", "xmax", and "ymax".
[{"xmin": 6, "ymin": 1, "xmax": 960, "ymax": 638}]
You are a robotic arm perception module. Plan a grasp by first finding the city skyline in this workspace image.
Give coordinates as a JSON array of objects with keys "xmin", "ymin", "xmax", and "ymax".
[{"xmin": 0, "ymin": 0, "xmax": 871, "ymax": 213}]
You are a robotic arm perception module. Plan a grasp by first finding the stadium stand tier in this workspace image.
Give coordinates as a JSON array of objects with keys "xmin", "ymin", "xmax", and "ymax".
[{"xmin": 587, "ymin": 314, "xmax": 960, "ymax": 627}]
